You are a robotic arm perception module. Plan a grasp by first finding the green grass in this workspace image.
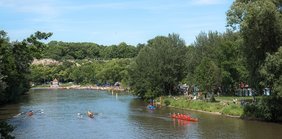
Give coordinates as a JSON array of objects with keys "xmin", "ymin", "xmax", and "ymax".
[
  {"xmin": 160, "ymin": 96, "xmax": 244, "ymax": 116},
  {"xmin": 216, "ymin": 96, "xmax": 252, "ymax": 101},
  {"xmin": 221, "ymin": 104, "xmax": 243, "ymax": 116}
]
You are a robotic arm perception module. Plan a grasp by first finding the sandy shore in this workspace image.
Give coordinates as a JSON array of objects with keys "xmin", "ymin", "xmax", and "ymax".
[{"xmin": 32, "ymin": 85, "xmax": 126, "ymax": 92}]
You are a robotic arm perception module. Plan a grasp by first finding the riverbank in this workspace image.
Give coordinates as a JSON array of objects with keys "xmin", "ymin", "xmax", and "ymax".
[
  {"xmin": 32, "ymin": 84, "xmax": 126, "ymax": 92},
  {"xmin": 156, "ymin": 96, "xmax": 244, "ymax": 118}
]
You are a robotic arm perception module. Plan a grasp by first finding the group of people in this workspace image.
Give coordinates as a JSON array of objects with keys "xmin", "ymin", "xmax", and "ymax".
[{"xmin": 170, "ymin": 113, "xmax": 191, "ymax": 120}]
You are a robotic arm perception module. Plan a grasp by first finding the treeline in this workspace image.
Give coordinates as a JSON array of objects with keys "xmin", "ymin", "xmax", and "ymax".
[
  {"xmin": 128, "ymin": 32, "xmax": 247, "ymax": 98},
  {"xmin": 42, "ymin": 41, "xmax": 144, "ymax": 60},
  {"xmin": 31, "ymin": 58, "xmax": 131, "ymax": 86}
]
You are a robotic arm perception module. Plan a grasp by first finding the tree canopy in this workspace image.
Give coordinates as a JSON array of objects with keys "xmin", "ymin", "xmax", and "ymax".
[
  {"xmin": 128, "ymin": 34, "xmax": 188, "ymax": 98},
  {"xmin": 227, "ymin": 0, "xmax": 282, "ymax": 89},
  {"xmin": 43, "ymin": 41, "xmax": 140, "ymax": 60},
  {"xmin": 0, "ymin": 30, "xmax": 52, "ymax": 104}
]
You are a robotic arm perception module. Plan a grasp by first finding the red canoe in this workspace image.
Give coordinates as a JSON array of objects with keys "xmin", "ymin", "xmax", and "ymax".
[{"xmin": 170, "ymin": 115, "xmax": 198, "ymax": 122}]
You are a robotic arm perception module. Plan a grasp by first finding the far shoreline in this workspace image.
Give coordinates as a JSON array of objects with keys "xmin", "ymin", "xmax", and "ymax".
[{"xmin": 31, "ymin": 85, "xmax": 126, "ymax": 92}]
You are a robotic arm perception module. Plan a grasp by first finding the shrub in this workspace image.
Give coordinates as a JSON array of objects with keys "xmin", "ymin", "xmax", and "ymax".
[
  {"xmin": 0, "ymin": 121, "xmax": 15, "ymax": 139},
  {"xmin": 164, "ymin": 99, "xmax": 171, "ymax": 106},
  {"xmin": 243, "ymin": 96, "xmax": 282, "ymax": 122}
]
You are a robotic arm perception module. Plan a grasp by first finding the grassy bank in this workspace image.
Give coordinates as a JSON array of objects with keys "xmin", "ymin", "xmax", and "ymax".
[{"xmin": 158, "ymin": 96, "xmax": 244, "ymax": 117}]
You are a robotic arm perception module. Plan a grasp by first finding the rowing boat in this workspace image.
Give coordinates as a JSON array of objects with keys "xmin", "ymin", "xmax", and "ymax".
[
  {"xmin": 87, "ymin": 111, "xmax": 94, "ymax": 118},
  {"xmin": 170, "ymin": 114, "xmax": 198, "ymax": 122}
]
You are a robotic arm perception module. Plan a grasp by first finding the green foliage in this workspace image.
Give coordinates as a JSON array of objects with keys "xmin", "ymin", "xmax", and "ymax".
[
  {"xmin": 227, "ymin": 0, "xmax": 282, "ymax": 89},
  {"xmin": 194, "ymin": 57, "xmax": 221, "ymax": 92},
  {"xmin": 185, "ymin": 31, "xmax": 248, "ymax": 95},
  {"xmin": 95, "ymin": 58, "xmax": 131, "ymax": 85},
  {"xmin": 128, "ymin": 34, "xmax": 188, "ymax": 99},
  {"xmin": 243, "ymin": 96, "xmax": 282, "ymax": 122},
  {"xmin": 260, "ymin": 47, "xmax": 282, "ymax": 96},
  {"xmin": 43, "ymin": 41, "xmax": 139, "ymax": 60},
  {"xmin": 30, "ymin": 58, "xmax": 131, "ymax": 86},
  {"xmin": 0, "ymin": 30, "xmax": 52, "ymax": 104},
  {"xmin": 0, "ymin": 121, "xmax": 15, "ymax": 139},
  {"xmin": 164, "ymin": 99, "xmax": 171, "ymax": 106}
]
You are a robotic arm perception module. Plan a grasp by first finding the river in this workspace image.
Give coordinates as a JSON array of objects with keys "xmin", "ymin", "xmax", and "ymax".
[{"xmin": 1, "ymin": 89, "xmax": 281, "ymax": 139}]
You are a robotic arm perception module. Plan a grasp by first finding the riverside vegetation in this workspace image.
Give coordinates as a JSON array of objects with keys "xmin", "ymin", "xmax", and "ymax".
[{"xmin": 161, "ymin": 96, "xmax": 244, "ymax": 117}]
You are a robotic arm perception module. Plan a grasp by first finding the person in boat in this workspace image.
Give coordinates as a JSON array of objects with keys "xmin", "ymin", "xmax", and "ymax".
[
  {"xmin": 27, "ymin": 110, "xmax": 33, "ymax": 116},
  {"xmin": 184, "ymin": 114, "xmax": 191, "ymax": 120},
  {"xmin": 176, "ymin": 113, "xmax": 180, "ymax": 118},
  {"xmin": 87, "ymin": 111, "xmax": 94, "ymax": 118},
  {"xmin": 172, "ymin": 113, "xmax": 176, "ymax": 118},
  {"xmin": 149, "ymin": 98, "xmax": 153, "ymax": 105},
  {"xmin": 182, "ymin": 113, "xmax": 186, "ymax": 118}
]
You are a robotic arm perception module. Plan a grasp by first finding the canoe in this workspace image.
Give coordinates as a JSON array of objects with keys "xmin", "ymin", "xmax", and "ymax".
[
  {"xmin": 27, "ymin": 111, "xmax": 33, "ymax": 116},
  {"xmin": 87, "ymin": 111, "xmax": 94, "ymax": 118},
  {"xmin": 170, "ymin": 115, "xmax": 198, "ymax": 122}
]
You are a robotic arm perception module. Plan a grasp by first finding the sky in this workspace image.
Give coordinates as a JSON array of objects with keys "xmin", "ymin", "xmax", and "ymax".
[{"xmin": 0, "ymin": 0, "xmax": 234, "ymax": 46}]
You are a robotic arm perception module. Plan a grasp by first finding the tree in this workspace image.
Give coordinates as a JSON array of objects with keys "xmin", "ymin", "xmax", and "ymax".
[
  {"xmin": 0, "ymin": 64, "xmax": 7, "ymax": 102},
  {"xmin": 129, "ymin": 34, "xmax": 188, "ymax": 99},
  {"xmin": 96, "ymin": 59, "xmax": 131, "ymax": 85},
  {"xmin": 0, "ymin": 121, "xmax": 15, "ymax": 139},
  {"xmin": 186, "ymin": 31, "xmax": 248, "ymax": 95},
  {"xmin": 0, "ymin": 31, "xmax": 8, "ymax": 102},
  {"xmin": 0, "ymin": 30, "xmax": 52, "ymax": 104},
  {"xmin": 260, "ymin": 47, "xmax": 282, "ymax": 96},
  {"xmin": 218, "ymin": 31, "xmax": 248, "ymax": 94},
  {"xmin": 227, "ymin": 0, "xmax": 282, "ymax": 90},
  {"xmin": 194, "ymin": 57, "xmax": 221, "ymax": 94}
]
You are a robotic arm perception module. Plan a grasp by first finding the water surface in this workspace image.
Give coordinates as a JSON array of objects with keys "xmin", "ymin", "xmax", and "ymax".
[{"xmin": 1, "ymin": 89, "xmax": 281, "ymax": 139}]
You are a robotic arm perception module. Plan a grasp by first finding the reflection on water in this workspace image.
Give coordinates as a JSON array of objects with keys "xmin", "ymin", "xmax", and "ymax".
[{"xmin": 1, "ymin": 89, "xmax": 281, "ymax": 139}]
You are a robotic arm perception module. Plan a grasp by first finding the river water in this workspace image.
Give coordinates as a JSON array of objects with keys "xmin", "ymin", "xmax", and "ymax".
[{"xmin": 1, "ymin": 89, "xmax": 281, "ymax": 139}]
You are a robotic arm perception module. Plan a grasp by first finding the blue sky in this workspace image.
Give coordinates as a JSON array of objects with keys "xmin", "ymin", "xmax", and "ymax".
[{"xmin": 0, "ymin": 0, "xmax": 233, "ymax": 45}]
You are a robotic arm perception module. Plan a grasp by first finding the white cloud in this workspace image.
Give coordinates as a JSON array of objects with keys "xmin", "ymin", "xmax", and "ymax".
[
  {"xmin": 0, "ymin": 0, "xmax": 60, "ymax": 17},
  {"xmin": 192, "ymin": 0, "xmax": 227, "ymax": 5}
]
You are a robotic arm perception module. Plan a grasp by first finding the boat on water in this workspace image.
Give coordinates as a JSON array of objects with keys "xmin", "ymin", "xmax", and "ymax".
[
  {"xmin": 147, "ymin": 105, "xmax": 156, "ymax": 110},
  {"xmin": 27, "ymin": 111, "xmax": 33, "ymax": 116},
  {"xmin": 170, "ymin": 114, "xmax": 198, "ymax": 122},
  {"xmin": 87, "ymin": 111, "xmax": 94, "ymax": 118}
]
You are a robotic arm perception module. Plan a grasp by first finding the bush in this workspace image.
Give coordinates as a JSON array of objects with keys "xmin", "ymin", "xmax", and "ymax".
[
  {"xmin": 243, "ymin": 96, "xmax": 282, "ymax": 122},
  {"xmin": 0, "ymin": 121, "xmax": 15, "ymax": 139},
  {"xmin": 257, "ymin": 96, "xmax": 282, "ymax": 121},
  {"xmin": 164, "ymin": 99, "xmax": 171, "ymax": 106}
]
